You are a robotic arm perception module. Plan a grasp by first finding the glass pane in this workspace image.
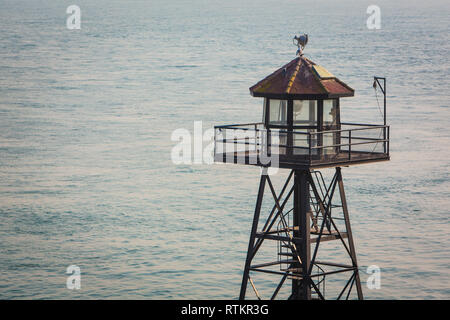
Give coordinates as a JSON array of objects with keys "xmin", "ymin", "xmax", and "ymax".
[
  {"xmin": 263, "ymin": 98, "xmax": 267, "ymax": 122},
  {"xmin": 322, "ymin": 132, "xmax": 336, "ymax": 155},
  {"xmin": 269, "ymin": 99, "xmax": 287, "ymax": 126},
  {"xmin": 293, "ymin": 130, "xmax": 315, "ymax": 155},
  {"xmin": 323, "ymin": 99, "xmax": 337, "ymax": 126},
  {"xmin": 293, "ymin": 100, "xmax": 317, "ymax": 126}
]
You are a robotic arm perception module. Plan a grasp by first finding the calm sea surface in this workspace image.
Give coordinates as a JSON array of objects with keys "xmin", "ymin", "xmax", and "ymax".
[{"xmin": 0, "ymin": 0, "xmax": 449, "ymax": 299}]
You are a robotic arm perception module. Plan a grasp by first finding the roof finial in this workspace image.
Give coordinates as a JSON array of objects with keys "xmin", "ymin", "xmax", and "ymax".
[{"xmin": 293, "ymin": 33, "xmax": 308, "ymax": 56}]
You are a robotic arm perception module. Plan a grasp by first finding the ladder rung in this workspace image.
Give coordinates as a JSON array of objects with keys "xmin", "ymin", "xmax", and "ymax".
[
  {"xmin": 251, "ymin": 259, "xmax": 297, "ymax": 269},
  {"xmin": 278, "ymin": 252, "xmax": 297, "ymax": 257},
  {"xmin": 256, "ymin": 232, "xmax": 302, "ymax": 243}
]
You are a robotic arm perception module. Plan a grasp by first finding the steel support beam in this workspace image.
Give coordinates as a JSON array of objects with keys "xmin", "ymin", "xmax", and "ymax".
[
  {"xmin": 239, "ymin": 171, "xmax": 267, "ymax": 300},
  {"xmin": 239, "ymin": 167, "xmax": 364, "ymax": 300},
  {"xmin": 292, "ymin": 170, "xmax": 311, "ymax": 300},
  {"xmin": 336, "ymin": 167, "xmax": 363, "ymax": 299}
]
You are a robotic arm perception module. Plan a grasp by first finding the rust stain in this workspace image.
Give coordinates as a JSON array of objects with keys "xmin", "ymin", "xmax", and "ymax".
[{"xmin": 286, "ymin": 58, "xmax": 302, "ymax": 94}]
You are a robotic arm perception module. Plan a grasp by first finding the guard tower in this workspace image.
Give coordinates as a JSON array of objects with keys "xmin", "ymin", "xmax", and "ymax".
[{"xmin": 214, "ymin": 35, "xmax": 390, "ymax": 300}]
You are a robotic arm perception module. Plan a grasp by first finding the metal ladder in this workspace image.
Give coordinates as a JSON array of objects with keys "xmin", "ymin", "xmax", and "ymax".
[{"xmin": 276, "ymin": 207, "xmax": 326, "ymax": 298}]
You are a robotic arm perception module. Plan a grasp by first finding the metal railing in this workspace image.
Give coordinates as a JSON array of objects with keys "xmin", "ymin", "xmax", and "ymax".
[{"xmin": 214, "ymin": 122, "xmax": 389, "ymax": 166}]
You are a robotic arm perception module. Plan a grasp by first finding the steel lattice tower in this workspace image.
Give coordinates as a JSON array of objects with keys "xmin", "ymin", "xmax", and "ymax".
[{"xmin": 213, "ymin": 39, "xmax": 389, "ymax": 299}]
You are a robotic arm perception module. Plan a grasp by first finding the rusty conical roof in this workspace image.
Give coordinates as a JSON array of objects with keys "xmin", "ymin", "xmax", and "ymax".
[{"xmin": 249, "ymin": 56, "xmax": 354, "ymax": 99}]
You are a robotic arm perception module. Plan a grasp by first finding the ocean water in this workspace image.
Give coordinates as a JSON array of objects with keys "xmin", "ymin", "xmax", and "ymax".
[{"xmin": 0, "ymin": 0, "xmax": 449, "ymax": 299}]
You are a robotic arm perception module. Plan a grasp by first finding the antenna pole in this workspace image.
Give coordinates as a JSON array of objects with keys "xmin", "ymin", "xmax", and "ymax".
[
  {"xmin": 374, "ymin": 76, "xmax": 387, "ymax": 153},
  {"xmin": 374, "ymin": 77, "xmax": 386, "ymax": 124}
]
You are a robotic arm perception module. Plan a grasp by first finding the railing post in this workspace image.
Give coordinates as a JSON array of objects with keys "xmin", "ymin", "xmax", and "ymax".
[
  {"xmin": 245, "ymin": 136, "xmax": 249, "ymax": 152},
  {"xmin": 245, "ymin": 135, "xmax": 249, "ymax": 165},
  {"xmin": 214, "ymin": 127, "xmax": 217, "ymax": 160},
  {"xmin": 261, "ymin": 128, "xmax": 266, "ymax": 158},
  {"xmin": 267, "ymin": 129, "xmax": 271, "ymax": 157},
  {"xmin": 308, "ymin": 132, "xmax": 312, "ymax": 163},
  {"xmin": 348, "ymin": 130, "xmax": 352, "ymax": 161},
  {"xmin": 222, "ymin": 129, "xmax": 226, "ymax": 163},
  {"xmin": 254, "ymin": 124, "xmax": 258, "ymax": 152},
  {"xmin": 387, "ymin": 126, "xmax": 390, "ymax": 156}
]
